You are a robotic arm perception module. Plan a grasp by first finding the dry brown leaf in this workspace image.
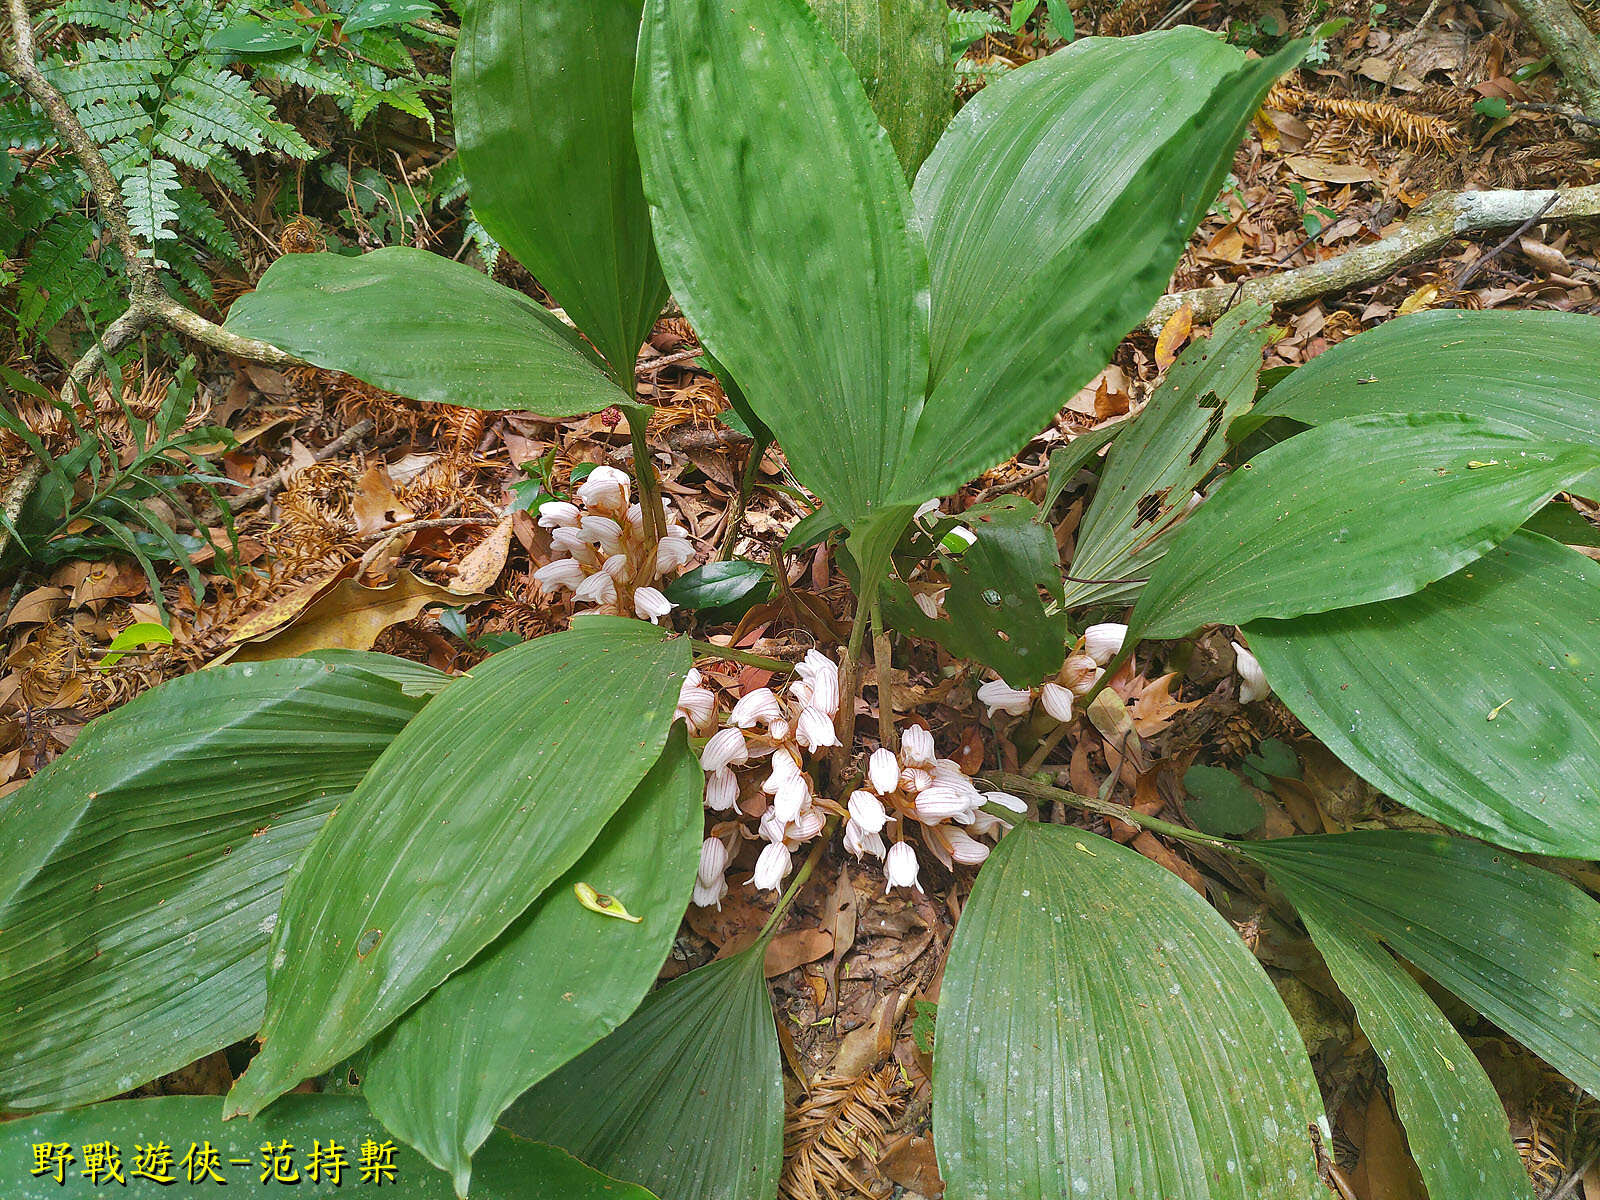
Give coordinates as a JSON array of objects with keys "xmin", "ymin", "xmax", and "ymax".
[
  {"xmin": 449, "ymin": 515, "xmax": 515, "ymax": 594},
  {"xmin": 876, "ymin": 1134, "xmax": 945, "ymax": 1198},
  {"xmin": 1131, "ymin": 831, "xmax": 1203, "ymax": 895},
  {"xmin": 351, "ymin": 464, "xmax": 415, "ymax": 537},
  {"xmin": 1154, "ymin": 301, "xmax": 1194, "ymax": 369},
  {"xmin": 765, "ymin": 929, "xmax": 835, "ymax": 978},
  {"xmin": 225, "ymin": 571, "xmax": 485, "ymax": 662},
  {"xmin": 70, "ymin": 561, "xmax": 146, "ymax": 608},
  {"xmin": 1284, "ymin": 155, "xmax": 1376, "ymax": 184},
  {"xmin": 6, "ymin": 586, "xmax": 68, "ymax": 628},
  {"xmin": 1353, "ymin": 1088, "xmax": 1427, "ymax": 1200},
  {"xmin": 1358, "ymin": 56, "xmax": 1427, "ymax": 92}
]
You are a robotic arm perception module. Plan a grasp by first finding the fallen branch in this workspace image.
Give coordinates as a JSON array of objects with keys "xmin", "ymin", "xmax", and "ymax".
[
  {"xmin": 1146, "ymin": 182, "xmax": 1600, "ymax": 331},
  {"xmin": 0, "ymin": 0, "xmax": 307, "ymax": 562},
  {"xmin": 1502, "ymin": 0, "xmax": 1600, "ymax": 121}
]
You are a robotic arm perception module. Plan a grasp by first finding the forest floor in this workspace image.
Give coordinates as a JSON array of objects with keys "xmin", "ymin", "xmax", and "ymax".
[{"xmin": 6, "ymin": 1, "xmax": 1600, "ymax": 1197}]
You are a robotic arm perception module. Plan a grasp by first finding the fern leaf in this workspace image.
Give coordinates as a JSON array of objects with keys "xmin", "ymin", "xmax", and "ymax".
[
  {"xmin": 116, "ymin": 155, "xmax": 182, "ymax": 253},
  {"xmin": 163, "ymin": 61, "xmax": 315, "ymax": 159},
  {"xmin": 53, "ymin": 0, "xmax": 136, "ymax": 37},
  {"xmin": 174, "ymin": 186, "xmax": 241, "ymax": 262},
  {"xmin": 254, "ymin": 56, "xmax": 355, "ymax": 98},
  {"xmin": 16, "ymin": 212, "xmax": 106, "ymax": 336}
]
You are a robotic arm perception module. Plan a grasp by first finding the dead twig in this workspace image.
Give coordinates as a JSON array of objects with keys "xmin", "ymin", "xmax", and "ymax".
[
  {"xmin": 1147, "ymin": 183, "xmax": 1600, "ymax": 330},
  {"xmin": 1454, "ymin": 193, "xmax": 1561, "ymax": 289},
  {"xmin": 196, "ymin": 419, "xmax": 376, "ymax": 527}
]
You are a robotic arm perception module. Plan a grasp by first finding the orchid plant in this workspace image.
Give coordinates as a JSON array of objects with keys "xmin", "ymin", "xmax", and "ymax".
[{"xmin": 5, "ymin": 2, "xmax": 1600, "ymax": 1199}]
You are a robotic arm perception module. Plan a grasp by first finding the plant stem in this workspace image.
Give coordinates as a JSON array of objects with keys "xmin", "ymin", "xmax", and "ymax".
[
  {"xmin": 831, "ymin": 595, "xmax": 872, "ymax": 773},
  {"xmin": 869, "ymin": 594, "xmax": 897, "ymax": 751},
  {"xmin": 624, "ymin": 403, "xmax": 665, "ymax": 575},
  {"xmin": 757, "ymin": 822, "xmax": 833, "ymax": 942},
  {"xmin": 1021, "ymin": 722, "xmax": 1071, "ymax": 775},
  {"xmin": 986, "ymin": 771, "xmax": 1226, "ymax": 849},
  {"xmin": 688, "ymin": 639, "xmax": 794, "ymax": 673},
  {"xmin": 716, "ymin": 437, "xmax": 769, "ymax": 561}
]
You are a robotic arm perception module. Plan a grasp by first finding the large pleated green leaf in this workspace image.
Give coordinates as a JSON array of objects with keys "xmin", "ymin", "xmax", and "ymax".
[
  {"xmin": 223, "ymin": 248, "xmax": 630, "ymax": 415},
  {"xmin": 1248, "ymin": 309, "xmax": 1600, "ymax": 497},
  {"xmin": 0, "ymin": 1095, "xmax": 656, "ymax": 1199},
  {"xmin": 225, "ymin": 619, "xmax": 689, "ymax": 1117},
  {"xmin": 903, "ymin": 30, "xmax": 1301, "ymax": 505},
  {"xmin": 1283, "ymin": 890, "xmax": 1534, "ymax": 1199},
  {"xmin": 636, "ymin": 0, "xmax": 928, "ymax": 531},
  {"xmin": 1129, "ymin": 413, "xmax": 1600, "ymax": 641},
  {"xmin": 1240, "ymin": 831, "xmax": 1600, "ymax": 1098},
  {"xmin": 1247, "ymin": 533, "xmax": 1600, "ymax": 856},
  {"xmin": 364, "ymin": 730, "xmax": 702, "ymax": 1195},
  {"xmin": 504, "ymin": 941, "xmax": 783, "ymax": 1200},
  {"xmin": 1063, "ymin": 302, "xmax": 1272, "ymax": 609},
  {"xmin": 0, "ymin": 655, "xmax": 430, "ymax": 1112},
  {"xmin": 934, "ymin": 823, "xmax": 1326, "ymax": 1199},
  {"xmin": 806, "ymin": 0, "xmax": 951, "ymax": 175},
  {"xmin": 455, "ymin": 0, "xmax": 665, "ymax": 380}
]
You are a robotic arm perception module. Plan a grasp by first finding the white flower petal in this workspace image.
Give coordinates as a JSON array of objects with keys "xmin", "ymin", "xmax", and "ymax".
[
  {"xmin": 1233, "ymin": 641, "xmax": 1270, "ymax": 704},
  {"xmin": 981, "ymin": 789, "xmax": 1028, "ymax": 814},
  {"xmin": 731, "ymin": 687, "xmax": 783, "ymax": 729},
  {"xmin": 633, "ymin": 585, "xmax": 674, "ymax": 624},
  {"xmin": 1084, "ymin": 622, "xmax": 1128, "ymax": 667},
  {"xmin": 884, "ymin": 841, "xmax": 922, "ymax": 891},
  {"xmin": 795, "ymin": 705, "xmax": 840, "ymax": 751},
  {"xmin": 580, "ymin": 513, "xmax": 623, "ymax": 555},
  {"xmin": 536, "ymin": 500, "xmax": 581, "ymax": 529},
  {"xmin": 700, "ymin": 726, "xmax": 750, "ymax": 772},
  {"xmin": 532, "ymin": 558, "xmax": 587, "ymax": 593},
  {"xmin": 692, "ymin": 877, "xmax": 728, "ymax": 908},
  {"xmin": 697, "ymin": 837, "xmax": 729, "ymax": 888},
  {"xmin": 704, "ymin": 766, "xmax": 740, "ymax": 811},
  {"xmin": 847, "ymin": 789, "xmax": 888, "ymax": 835},
  {"xmin": 868, "ymin": 747, "xmax": 901, "ymax": 796},
  {"xmin": 655, "ymin": 536, "xmax": 695, "ymax": 575},
  {"xmin": 573, "ymin": 570, "xmax": 618, "ymax": 606},
  {"xmin": 773, "ymin": 775, "xmax": 809, "ymax": 823},
  {"xmin": 977, "ymin": 678, "xmax": 1033, "ymax": 718},
  {"xmin": 944, "ymin": 827, "xmax": 990, "ymax": 865},
  {"xmin": 844, "ymin": 821, "xmax": 887, "ymax": 860},
  {"xmin": 1040, "ymin": 682, "xmax": 1075, "ymax": 723},
  {"xmin": 915, "ymin": 783, "xmax": 975, "ymax": 823},
  {"xmin": 752, "ymin": 842, "xmax": 792, "ymax": 891},
  {"xmin": 575, "ymin": 465, "xmax": 631, "ymax": 509}
]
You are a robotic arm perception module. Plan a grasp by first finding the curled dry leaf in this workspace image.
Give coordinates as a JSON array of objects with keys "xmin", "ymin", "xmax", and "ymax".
[{"xmin": 223, "ymin": 571, "xmax": 487, "ymax": 663}]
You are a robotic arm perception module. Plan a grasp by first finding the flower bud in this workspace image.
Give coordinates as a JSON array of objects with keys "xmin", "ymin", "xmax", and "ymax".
[
  {"xmin": 536, "ymin": 500, "xmax": 580, "ymax": 529},
  {"xmin": 633, "ymin": 586, "xmax": 674, "ymax": 624},
  {"xmin": 1059, "ymin": 654, "xmax": 1102, "ymax": 696},
  {"xmin": 697, "ymin": 837, "xmax": 729, "ymax": 887},
  {"xmin": 795, "ymin": 705, "xmax": 840, "ymax": 752},
  {"xmin": 1040, "ymin": 682, "xmax": 1075, "ymax": 723},
  {"xmin": 575, "ymin": 465, "xmax": 630, "ymax": 510},
  {"xmin": 900, "ymin": 725, "xmax": 936, "ymax": 768}
]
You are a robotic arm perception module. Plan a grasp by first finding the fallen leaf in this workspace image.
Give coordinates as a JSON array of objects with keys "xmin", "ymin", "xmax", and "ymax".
[
  {"xmin": 351, "ymin": 464, "xmax": 415, "ymax": 537},
  {"xmin": 225, "ymin": 571, "xmax": 485, "ymax": 662},
  {"xmin": 1131, "ymin": 831, "xmax": 1204, "ymax": 895},
  {"xmin": 1354, "ymin": 1088, "xmax": 1427, "ymax": 1200},
  {"xmin": 70, "ymin": 561, "xmax": 146, "ymax": 608},
  {"xmin": 1358, "ymin": 56, "xmax": 1426, "ymax": 92},
  {"xmin": 763, "ymin": 928, "xmax": 834, "ymax": 978},
  {"xmin": 1154, "ymin": 301, "xmax": 1194, "ymax": 369},
  {"xmin": 449, "ymin": 515, "xmax": 514, "ymax": 594},
  {"xmin": 877, "ymin": 1135, "xmax": 945, "ymax": 1198},
  {"xmin": 1284, "ymin": 155, "xmax": 1376, "ymax": 184},
  {"xmin": 5, "ymin": 586, "xmax": 67, "ymax": 628}
]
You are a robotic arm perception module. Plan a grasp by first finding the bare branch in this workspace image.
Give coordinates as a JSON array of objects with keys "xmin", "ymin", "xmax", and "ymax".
[{"xmin": 1147, "ymin": 182, "xmax": 1600, "ymax": 331}]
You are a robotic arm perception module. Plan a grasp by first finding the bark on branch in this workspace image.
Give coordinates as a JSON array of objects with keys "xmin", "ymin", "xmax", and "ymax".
[
  {"xmin": 1146, "ymin": 182, "xmax": 1600, "ymax": 331},
  {"xmin": 1501, "ymin": 0, "xmax": 1600, "ymax": 121}
]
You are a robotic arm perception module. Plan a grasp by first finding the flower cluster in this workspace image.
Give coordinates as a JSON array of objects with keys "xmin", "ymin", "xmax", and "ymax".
[
  {"xmin": 681, "ymin": 651, "xmax": 1024, "ymax": 905},
  {"xmin": 692, "ymin": 650, "xmax": 843, "ymax": 907},
  {"xmin": 840, "ymin": 729, "xmax": 1024, "ymax": 892},
  {"xmin": 976, "ymin": 622, "xmax": 1124, "ymax": 723},
  {"xmin": 532, "ymin": 465, "xmax": 695, "ymax": 623}
]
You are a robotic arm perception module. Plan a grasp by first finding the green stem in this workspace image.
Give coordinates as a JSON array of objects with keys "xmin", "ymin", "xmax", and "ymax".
[
  {"xmin": 757, "ymin": 821, "xmax": 833, "ymax": 942},
  {"xmin": 716, "ymin": 436, "xmax": 769, "ymax": 561},
  {"xmin": 831, "ymin": 594, "xmax": 872, "ymax": 774},
  {"xmin": 688, "ymin": 639, "xmax": 794, "ymax": 673},
  {"xmin": 985, "ymin": 771, "xmax": 1228, "ymax": 849},
  {"xmin": 623, "ymin": 402, "xmax": 666, "ymax": 581},
  {"xmin": 1021, "ymin": 721, "xmax": 1070, "ymax": 775},
  {"xmin": 869, "ymin": 594, "xmax": 897, "ymax": 751}
]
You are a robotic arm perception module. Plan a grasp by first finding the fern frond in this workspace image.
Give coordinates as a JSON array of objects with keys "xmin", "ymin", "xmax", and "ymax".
[
  {"xmin": 163, "ymin": 60, "xmax": 315, "ymax": 159},
  {"xmin": 44, "ymin": 39, "xmax": 169, "ymax": 105},
  {"xmin": 254, "ymin": 55, "xmax": 356, "ymax": 98},
  {"xmin": 16, "ymin": 212, "xmax": 109, "ymax": 336},
  {"xmin": 74, "ymin": 97, "xmax": 149, "ymax": 143},
  {"xmin": 116, "ymin": 155, "xmax": 182, "ymax": 252},
  {"xmin": 53, "ymin": 0, "xmax": 136, "ymax": 37},
  {"xmin": 0, "ymin": 97, "xmax": 53, "ymax": 150},
  {"xmin": 174, "ymin": 186, "xmax": 241, "ymax": 262}
]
